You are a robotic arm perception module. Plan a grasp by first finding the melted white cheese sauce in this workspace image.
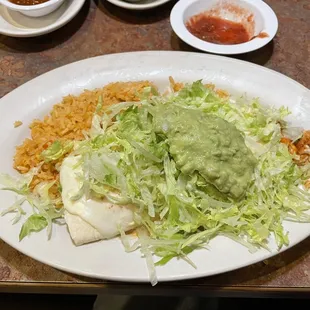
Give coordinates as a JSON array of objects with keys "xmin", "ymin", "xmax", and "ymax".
[{"xmin": 60, "ymin": 156, "xmax": 136, "ymax": 245}]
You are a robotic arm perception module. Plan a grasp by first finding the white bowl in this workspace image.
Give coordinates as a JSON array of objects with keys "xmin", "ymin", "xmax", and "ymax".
[
  {"xmin": 170, "ymin": 0, "xmax": 278, "ymax": 55},
  {"xmin": 106, "ymin": 0, "xmax": 172, "ymax": 11},
  {"xmin": 0, "ymin": 0, "xmax": 65, "ymax": 17},
  {"xmin": 0, "ymin": 0, "xmax": 85, "ymax": 37}
]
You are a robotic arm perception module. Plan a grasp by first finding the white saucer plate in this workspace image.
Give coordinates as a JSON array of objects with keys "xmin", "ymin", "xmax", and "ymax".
[{"xmin": 0, "ymin": 0, "xmax": 85, "ymax": 37}]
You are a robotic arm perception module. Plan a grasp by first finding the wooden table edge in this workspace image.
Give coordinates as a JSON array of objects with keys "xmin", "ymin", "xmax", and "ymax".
[{"xmin": 1, "ymin": 282, "xmax": 310, "ymax": 297}]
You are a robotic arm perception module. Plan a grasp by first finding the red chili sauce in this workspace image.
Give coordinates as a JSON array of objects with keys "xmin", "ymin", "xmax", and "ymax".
[
  {"xmin": 186, "ymin": 14, "xmax": 250, "ymax": 45},
  {"xmin": 257, "ymin": 32, "xmax": 269, "ymax": 38},
  {"xmin": 9, "ymin": 0, "xmax": 49, "ymax": 5}
]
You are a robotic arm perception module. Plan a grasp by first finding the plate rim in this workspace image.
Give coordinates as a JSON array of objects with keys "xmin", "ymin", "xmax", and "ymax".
[
  {"xmin": 0, "ymin": 51, "xmax": 309, "ymax": 283},
  {"xmin": 1, "ymin": 51, "xmax": 308, "ymax": 101},
  {"xmin": 105, "ymin": 0, "xmax": 172, "ymax": 10}
]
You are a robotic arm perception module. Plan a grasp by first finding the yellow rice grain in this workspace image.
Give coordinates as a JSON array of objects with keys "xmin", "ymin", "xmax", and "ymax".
[{"xmin": 14, "ymin": 121, "xmax": 23, "ymax": 128}]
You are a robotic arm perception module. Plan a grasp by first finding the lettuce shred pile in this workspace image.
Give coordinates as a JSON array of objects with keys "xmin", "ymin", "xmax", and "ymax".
[{"xmin": 1, "ymin": 81, "xmax": 310, "ymax": 285}]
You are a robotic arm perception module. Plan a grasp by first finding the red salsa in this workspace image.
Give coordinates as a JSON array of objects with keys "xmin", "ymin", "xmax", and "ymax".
[
  {"xmin": 257, "ymin": 32, "xmax": 269, "ymax": 38},
  {"xmin": 9, "ymin": 0, "xmax": 49, "ymax": 5},
  {"xmin": 186, "ymin": 14, "xmax": 250, "ymax": 45}
]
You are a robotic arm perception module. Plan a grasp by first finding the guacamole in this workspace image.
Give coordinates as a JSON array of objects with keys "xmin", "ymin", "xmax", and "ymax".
[{"xmin": 153, "ymin": 105, "xmax": 257, "ymax": 200}]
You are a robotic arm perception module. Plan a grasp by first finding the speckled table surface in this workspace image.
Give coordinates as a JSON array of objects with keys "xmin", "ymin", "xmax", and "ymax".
[{"xmin": 0, "ymin": 0, "xmax": 310, "ymax": 295}]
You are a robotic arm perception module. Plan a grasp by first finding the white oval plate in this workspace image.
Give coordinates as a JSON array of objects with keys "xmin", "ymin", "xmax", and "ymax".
[
  {"xmin": 0, "ymin": 0, "xmax": 85, "ymax": 37},
  {"xmin": 106, "ymin": 0, "xmax": 171, "ymax": 11},
  {"xmin": 170, "ymin": 0, "xmax": 278, "ymax": 55},
  {"xmin": 0, "ymin": 51, "xmax": 310, "ymax": 283}
]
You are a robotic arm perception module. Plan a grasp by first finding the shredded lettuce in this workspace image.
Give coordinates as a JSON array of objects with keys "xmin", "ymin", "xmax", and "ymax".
[
  {"xmin": 19, "ymin": 214, "xmax": 48, "ymax": 241},
  {"xmin": 41, "ymin": 140, "xmax": 73, "ymax": 163},
  {"xmin": 0, "ymin": 165, "xmax": 41, "ymax": 195},
  {"xmin": 1, "ymin": 197, "xmax": 26, "ymax": 224},
  {"xmin": 0, "ymin": 167, "xmax": 63, "ymax": 240},
  {"xmin": 62, "ymin": 81, "xmax": 310, "ymax": 272}
]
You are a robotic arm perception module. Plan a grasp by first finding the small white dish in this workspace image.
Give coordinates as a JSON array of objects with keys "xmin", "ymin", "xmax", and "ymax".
[
  {"xmin": 170, "ymin": 0, "xmax": 278, "ymax": 55},
  {"xmin": 0, "ymin": 0, "xmax": 85, "ymax": 37},
  {"xmin": 106, "ymin": 0, "xmax": 172, "ymax": 11},
  {"xmin": 0, "ymin": 0, "xmax": 65, "ymax": 17}
]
